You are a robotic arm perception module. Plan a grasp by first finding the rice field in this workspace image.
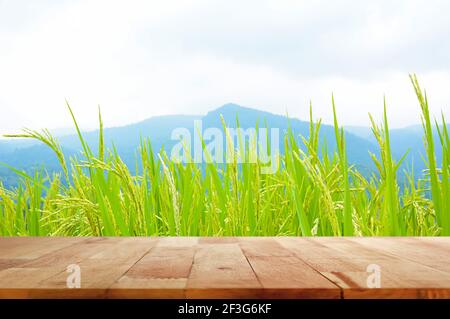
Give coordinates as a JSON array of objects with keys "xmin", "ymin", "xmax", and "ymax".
[{"xmin": 0, "ymin": 75, "xmax": 448, "ymax": 236}]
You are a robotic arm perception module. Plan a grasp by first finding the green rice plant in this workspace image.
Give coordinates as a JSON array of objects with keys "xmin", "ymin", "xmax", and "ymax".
[
  {"xmin": 332, "ymin": 95, "xmax": 353, "ymax": 236},
  {"xmin": 410, "ymin": 74, "xmax": 450, "ymax": 235},
  {"xmin": 0, "ymin": 76, "xmax": 447, "ymax": 236},
  {"xmin": 369, "ymin": 100, "xmax": 407, "ymax": 235}
]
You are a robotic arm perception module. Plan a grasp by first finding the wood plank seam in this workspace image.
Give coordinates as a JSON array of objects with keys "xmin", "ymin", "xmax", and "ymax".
[
  {"xmin": 238, "ymin": 238, "xmax": 342, "ymax": 299},
  {"xmin": 294, "ymin": 254, "xmax": 344, "ymax": 299},
  {"xmin": 182, "ymin": 247, "xmax": 197, "ymax": 299},
  {"xmin": 348, "ymin": 238, "xmax": 450, "ymax": 275},
  {"xmin": 302, "ymin": 238, "xmax": 450, "ymax": 298},
  {"xmin": 17, "ymin": 238, "xmax": 99, "ymax": 288},
  {"xmin": 276, "ymin": 238, "xmax": 345, "ymax": 298},
  {"xmin": 1, "ymin": 238, "xmax": 449, "ymax": 299},
  {"xmin": 36, "ymin": 238, "xmax": 116, "ymax": 283},
  {"xmin": 241, "ymin": 249, "xmax": 265, "ymax": 289},
  {"xmin": 108, "ymin": 239, "xmax": 198, "ymax": 298},
  {"xmin": 105, "ymin": 242, "xmax": 158, "ymax": 298},
  {"xmin": 339, "ymin": 238, "xmax": 450, "ymax": 277}
]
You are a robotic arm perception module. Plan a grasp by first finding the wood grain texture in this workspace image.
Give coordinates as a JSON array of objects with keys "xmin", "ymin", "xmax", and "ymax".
[
  {"xmin": 279, "ymin": 237, "xmax": 450, "ymax": 299},
  {"xmin": 186, "ymin": 243, "xmax": 261, "ymax": 298},
  {"xmin": 240, "ymin": 238, "xmax": 340, "ymax": 298},
  {"xmin": 111, "ymin": 239, "xmax": 195, "ymax": 298},
  {"xmin": 0, "ymin": 237, "xmax": 449, "ymax": 299}
]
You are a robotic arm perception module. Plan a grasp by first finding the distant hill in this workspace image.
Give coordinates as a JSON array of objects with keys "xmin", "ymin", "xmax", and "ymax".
[{"xmin": 0, "ymin": 103, "xmax": 442, "ymax": 188}]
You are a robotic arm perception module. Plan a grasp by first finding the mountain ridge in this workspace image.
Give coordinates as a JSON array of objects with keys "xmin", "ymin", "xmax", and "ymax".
[{"xmin": 0, "ymin": 103, "xmax": 443, "ymax": 188}]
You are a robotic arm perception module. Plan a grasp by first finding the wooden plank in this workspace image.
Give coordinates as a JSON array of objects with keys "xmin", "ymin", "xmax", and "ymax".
[
  {"xmin": 88, "ymin": 237, "xmax": 156, "ymax": 261},
  {"xmin": 0, "ymin": 259, "xmax": 25, "ymax": 271},
  {"xmin": 111, "ymin": 245, "xmax": 195, "ymax": 298},
  {"xmin": 125, "ymin": 247, "xmax": 195, "ymax": 278},
  {"xmin": 156, "ymin": 237, "xmax": 198, "ymax": 247},
  {"xmin": 199, "ymin": 237, "xmax": 238, "ymax": 244},
  {"xmin": 110, "ymin": 279, "xmax": 188, "ymax": 299},
  {"xmin": 186, "ymin": 244, "xmax": 261, "ymax": 298},
  {"xmin": 239, "ymin": 238, "xmax": 340, "ymax": 298},
  {"xmin": 0, "ymin": 237, "xmax": 449, "ymax": 299},
  {"xmin": 0, "ymin": 238, "xmax": 155, "ymax": 298},
  {"xmin": 246, "ymin": 256, "xmax": 340, "ymax": 298},
  {"xmin": 40, "ymin": 238, "xmax": 155, "ymax": 289},
  {"xmin": 302, "ymin": 238, "xmax": 450, "ymax": 299},
  {"xmin": 419, "ymin": 237, "xmax": 450, "ymax": 246},
  {"xmin": 0, "ymin": 237, "xmax": 82, "ymax": 259},
  {"xmin": 0, "ymin": 267, "xmax": 64, "ymax": 289},
  {"xmin": 239, "ymin": 238, "xmax": 294, "ymax": 257},
  {"xmin": 347, "ymin": 237, "xmax": 450, "ymax": 273},
  {"xmin": 0, "ymin": 238, "xmax": 107, "ymax": 295},
  {"xmin": 19, "ymin": 237, "xmax": 117, "ymax": 268},
  {"xmin": 277, "ymin": 237, "xmax": 349, "ymax": 260}
]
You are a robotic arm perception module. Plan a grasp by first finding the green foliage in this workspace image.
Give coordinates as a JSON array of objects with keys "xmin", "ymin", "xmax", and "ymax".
[{"xmin": 0, "ymin": 76, "xmax": 448, "ymax": 236}]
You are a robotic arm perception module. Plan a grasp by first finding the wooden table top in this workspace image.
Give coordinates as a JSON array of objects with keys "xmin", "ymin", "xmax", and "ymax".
[{"xmin": 0, "ymin": 237, "xmax": 449, "ymax": 299}]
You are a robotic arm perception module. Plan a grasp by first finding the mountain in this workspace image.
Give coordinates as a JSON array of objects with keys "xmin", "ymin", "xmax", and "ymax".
[{"xmin": 0, "ymin": 103, "xmax": 440, "ymax": 188}]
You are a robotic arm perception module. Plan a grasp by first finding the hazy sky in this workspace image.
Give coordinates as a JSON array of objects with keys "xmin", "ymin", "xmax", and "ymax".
[{"xmin": 1, "ymin": 0, "xmax": 449, "ymax": 135}]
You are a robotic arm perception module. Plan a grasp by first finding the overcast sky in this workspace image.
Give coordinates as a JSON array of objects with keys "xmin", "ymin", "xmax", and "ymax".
[{"xmin": 1, "ymin": 0, "xmax": 449, "ymax": 136}]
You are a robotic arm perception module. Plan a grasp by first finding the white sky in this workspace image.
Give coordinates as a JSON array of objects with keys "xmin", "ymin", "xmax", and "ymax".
[{"xmin": 0, "ymin": 0, "xmax": 449, "ymax": 136}]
